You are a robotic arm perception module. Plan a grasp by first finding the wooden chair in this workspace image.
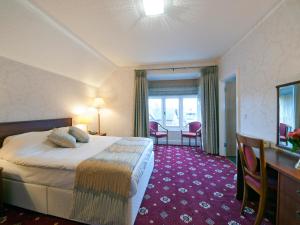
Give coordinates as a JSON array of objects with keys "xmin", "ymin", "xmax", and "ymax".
[{"xmin": 236, "ymin": 133, "xmax": 276, "ymax": 225}]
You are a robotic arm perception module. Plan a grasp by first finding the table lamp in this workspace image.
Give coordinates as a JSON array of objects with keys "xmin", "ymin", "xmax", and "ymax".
[{"xmin": 75, "ymin": 115, "xmax": 91, "ymax": 132}]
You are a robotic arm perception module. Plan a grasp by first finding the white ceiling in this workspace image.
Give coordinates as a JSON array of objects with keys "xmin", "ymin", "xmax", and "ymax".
[
  {"xmin": 0, "ymin": 0, "xmax": 117, "ymax": 87},
  {"xmin": 29, "ymin": 0, "xmax": 280, "ymax": 66},
  {"xmin": 0, "ymin": 0, "xmax": 280, "ymax": 86}
]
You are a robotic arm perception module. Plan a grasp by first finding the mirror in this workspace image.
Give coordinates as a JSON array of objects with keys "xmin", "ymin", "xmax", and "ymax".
[{"xmin": 277, "ymin": 80, "xmax": 300, "ymax": 153}]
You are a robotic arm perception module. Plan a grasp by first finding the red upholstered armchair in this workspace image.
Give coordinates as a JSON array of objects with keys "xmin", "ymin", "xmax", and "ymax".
[
  {"xmin": 149, "ymin": 121, "xmax": 168, "ymax": 145},
  {"xmin": 181, "ymin": 121, "xmax": 202, "ymax": 148},
  {"xmin": 279, "ymin": 123, "xmax": 290, "ymax": 145}
]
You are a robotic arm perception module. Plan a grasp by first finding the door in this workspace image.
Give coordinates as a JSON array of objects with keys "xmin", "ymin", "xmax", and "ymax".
[{"xmin": 225, "ymin": 78, "xmax": 237, "ymax": 156}]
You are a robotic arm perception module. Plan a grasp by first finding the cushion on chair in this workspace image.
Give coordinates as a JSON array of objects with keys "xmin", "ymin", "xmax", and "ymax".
[
  {"xmin": 280, "ymin": 135, "xmax": 287, "ymax": 141},
  {"xmin": 155, "ymin": 132, "xmax": 168, "ymax": 137},
  {"xmin": 245, "ymin": 174, "xmax": 277, "ymax": 191},
  {"xmin": 245, "ymin": 175, "xmax": 261, "ymax": 190},
  {"xmin": 189, "ymin": 122, "xmax": 201, "ymax": 133},
  {"xmin": 150, "ymin": 130, "xmax": 156, "ymax": 136},
  {"xmin": 243, "ymin": 145, "xmax": 257, "ymax": 173},
  {"xmin": 279, "ymin": 123, "xmax": 288, "ymax": 136},
  {"xmin": 182, "ymin": 132, "xmax": 197, "ymax": 137}
]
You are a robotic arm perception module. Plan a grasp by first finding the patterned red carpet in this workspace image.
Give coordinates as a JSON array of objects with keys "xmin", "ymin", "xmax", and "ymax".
[{"xmin": 0, "ymin": 145, "xmax": 272, "ymax": 225}]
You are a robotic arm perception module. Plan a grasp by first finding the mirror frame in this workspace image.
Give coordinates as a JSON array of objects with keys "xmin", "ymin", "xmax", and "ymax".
[{"xmin": 276, "ymin": 80, "xmax": 300, "ymax": 150}]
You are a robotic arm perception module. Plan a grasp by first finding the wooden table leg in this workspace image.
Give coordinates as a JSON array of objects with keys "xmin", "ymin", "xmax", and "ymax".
[
  {"xmin": 236, "ymin": 153, "xmax": 244, "ymax": 200},
  {"xmin": 0, "ymin": 167, "xmax": 3, "ymax": 217}
]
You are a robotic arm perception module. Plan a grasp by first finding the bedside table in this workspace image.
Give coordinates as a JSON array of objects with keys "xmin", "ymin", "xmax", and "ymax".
[{"xmin": 88, "ymin": 131, "xmax": 107, "ymax": 136}]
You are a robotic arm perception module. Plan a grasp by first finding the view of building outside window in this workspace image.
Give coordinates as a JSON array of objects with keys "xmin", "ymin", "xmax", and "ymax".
[
  {"xmin": 149, "ymin": 98, "xmax": 163, "ymax": 124},
  {"xmin": 165, "ymin": 98, "xmax": 179, "ymax": 126},
  {"xmin": 149, "ymin": 96, "xmax": 200, "ymax": 129},
  {"xmin": 183, "ymin": 97, "xmax": 199, "ymax": 125}
]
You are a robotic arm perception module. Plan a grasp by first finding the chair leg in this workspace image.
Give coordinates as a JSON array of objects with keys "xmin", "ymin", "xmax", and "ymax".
[
  {"xmin": 195, "ymin": 137, "xmax": 197, "ymax": 148},
  {"xmin": 181, "ymin": 136, "xmax": 183, "ymax": 145},
  {"xmin": 201, "ymin": 136, "xmax": 203, "ymax": 149},
  {"xmin": 156, "ymin": 137, "xmax": 158, "ymax": 145},
  {"xmin": 240, "ymin": 183, "xmax": 248, "ymax": 215},
  {"xmin": 189, "ymin": 138, "xmax": 191, "ymax": 146},
  {"xmin": 166, "ymin": 136, "xmax": 168, "ymax": 145},
  {"xmin": 199, "ymin": 136, "xmax": 202, "ymax": 149},
  {"xmin": 254, "ymin": 194, "xmax": 267, "ymax": 225}
]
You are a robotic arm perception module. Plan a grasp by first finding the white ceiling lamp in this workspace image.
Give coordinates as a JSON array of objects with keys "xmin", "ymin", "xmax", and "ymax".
[{"xmin": 143, "ymin": 0, "xmax": 165, "ymax": 16}]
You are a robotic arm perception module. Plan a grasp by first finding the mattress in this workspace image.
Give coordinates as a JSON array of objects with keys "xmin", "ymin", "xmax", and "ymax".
[
  {"xmin": 0, "ymin": 136, "xmax": 153, "ymax": 191},
  {"xmin": 0, "ymin": 159, "xmax": 75, "ymax": 189}
]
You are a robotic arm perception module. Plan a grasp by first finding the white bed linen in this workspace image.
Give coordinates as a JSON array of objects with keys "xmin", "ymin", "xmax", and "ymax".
[
  {"xmin": 0, "ymin": 159, "xmax": 75, "ymax": 189},
  {"xmin": 0, "ymin": 131, "xmax": 121, "ymax": 170},
  {"xmin": 0, "ymin": 132, "xmax": 153, "ymax": 191}
]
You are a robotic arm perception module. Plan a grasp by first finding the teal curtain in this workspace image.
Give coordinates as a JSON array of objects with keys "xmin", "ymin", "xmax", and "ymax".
[
  {"xmin": 134, "ymin": 70, "xmax": 149, "ymax": 137},
  {"xmin": 200, "ymin": 66, "xmax": 219, "ymax": 154}
]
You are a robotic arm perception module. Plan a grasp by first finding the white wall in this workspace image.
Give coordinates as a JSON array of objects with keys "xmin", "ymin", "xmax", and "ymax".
[
  {"xmin": 219, "ymin": 0, "xmax": 300, "ymax": 146},
  {"xmin": 0, "ymin": 56, "xmax": 98, "ymax": 130},
  {"xmin": 98, "ymin": 60, "xmax": 217, "ymax": 138},
  {"xmin": 98, "ymin": 68, "xmax": 135, "ymax": 137},
  {"xmin": 98, "ymin": 69, "xmax": 201, "ymax": 144}
]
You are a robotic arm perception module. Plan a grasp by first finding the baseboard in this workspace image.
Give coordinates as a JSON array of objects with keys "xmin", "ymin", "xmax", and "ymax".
[{"xmin": 152, "ymin": 139, "xmax": 201, "ymax": 146}]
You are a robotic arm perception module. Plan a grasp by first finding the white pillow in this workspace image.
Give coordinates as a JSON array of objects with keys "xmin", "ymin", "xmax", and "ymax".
[
  {"xmin": 48, "ymin": 128, "xmax": 77, "ymax": 148},
  {"xmin": 69, "ymin": 126, "xmax": 90, "ymax": 143}
]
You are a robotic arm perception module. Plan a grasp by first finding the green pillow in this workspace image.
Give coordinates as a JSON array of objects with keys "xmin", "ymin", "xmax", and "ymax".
[
  {"xmin": 69, "ymin": 126, "xmax": 90, "ymax": 143},
  {"xmin": 48, "ymin": 128, "xmax": 77, "ymax": 148}
]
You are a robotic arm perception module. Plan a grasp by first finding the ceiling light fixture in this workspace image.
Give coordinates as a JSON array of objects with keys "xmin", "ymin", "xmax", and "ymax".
[{"xmin": 143, "ymin": 0, "xmax": 164, "ymax": 16}]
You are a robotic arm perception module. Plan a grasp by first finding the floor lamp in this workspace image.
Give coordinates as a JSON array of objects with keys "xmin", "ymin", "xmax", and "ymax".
[{"xmin": 93, "ymin": 97, "xmax": 105, "ymax": 135}]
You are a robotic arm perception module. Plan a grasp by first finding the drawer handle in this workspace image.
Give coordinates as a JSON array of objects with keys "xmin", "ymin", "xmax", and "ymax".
[
  {"xmin": 297, "ymin": 211, "xmax": 300, "ymax": 218},
  {"xmin": 297, "ymin": 190, "xmax": 300, "ymax": 195}
]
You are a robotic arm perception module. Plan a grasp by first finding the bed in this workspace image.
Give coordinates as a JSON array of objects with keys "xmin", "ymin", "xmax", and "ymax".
[{"xmin": 0, "ymin": 118, "xmax": 154, "ymax": 225}]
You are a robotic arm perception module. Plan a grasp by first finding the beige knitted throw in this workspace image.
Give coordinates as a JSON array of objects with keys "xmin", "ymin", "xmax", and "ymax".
[{"xmin": 70, "ymin": 137, "xmax": 152, "ymax": 225}]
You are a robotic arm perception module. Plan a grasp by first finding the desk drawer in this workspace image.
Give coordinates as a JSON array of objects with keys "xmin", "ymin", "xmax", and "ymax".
[
  {"xmin": 280, "ymin": 174, "xmax": 300, "ymax": 199},
  {"xmin": 278, "ymin": 194, "xmax": 300, "ymax": 225}
]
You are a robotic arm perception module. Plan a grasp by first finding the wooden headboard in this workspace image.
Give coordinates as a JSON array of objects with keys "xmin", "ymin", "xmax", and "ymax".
[{"xmin": 0, "ymin": 118, "xmax": 72, "ymax": 147}]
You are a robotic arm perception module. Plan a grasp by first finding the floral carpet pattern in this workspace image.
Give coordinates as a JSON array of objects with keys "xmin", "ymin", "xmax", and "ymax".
[{"xmin": 0, "ymin": 145, "xmax": 271, "ymax": 225}]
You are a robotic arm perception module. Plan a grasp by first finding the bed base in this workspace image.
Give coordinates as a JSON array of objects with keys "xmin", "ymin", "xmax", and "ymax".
[{"xmin": 2, "ymin": 152, "xmax": 154, "ymax": 225}]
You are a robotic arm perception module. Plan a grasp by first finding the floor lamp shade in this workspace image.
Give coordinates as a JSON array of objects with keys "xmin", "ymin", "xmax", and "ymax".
[{"xmin": 94, "ymin": 97, "xmax": 105, "ymax": 108}]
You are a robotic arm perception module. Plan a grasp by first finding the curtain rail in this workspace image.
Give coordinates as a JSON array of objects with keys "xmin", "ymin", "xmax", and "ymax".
[{"xmin": 143, "ymin": 66, "xmax": 204, "ymax": 71}]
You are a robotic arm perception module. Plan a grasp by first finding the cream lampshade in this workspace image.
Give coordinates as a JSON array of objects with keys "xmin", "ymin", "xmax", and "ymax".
[
  {"xmin": 93, "ymin": 97, "xmax": 105, "ymax": 109},
  {"xmin": 93, "ymin": 97, "xmax": 105, "ymax": 135},
  {"xmin": 75, "ymin": 115, "xmax": 91, "ymax": 132},
  {"xmin": 75, "ymin": 124, "xmax": 88, "ymax": 132}
]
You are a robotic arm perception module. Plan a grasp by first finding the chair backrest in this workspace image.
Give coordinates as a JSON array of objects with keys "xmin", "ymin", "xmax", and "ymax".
[
  {"xmin": 236, "ymin": 133, "xmax": 267, "ymax": 191},
  {"xmin": 189, "ymin": 121, "xmax": 201, "ymax": 133},
  {"xmin": 279, "ymin": 123, "xmax": 288, "ymax": 136},
  {"xmin": 149, "ymin": 121, "xmax": 158, "ymax": 133}
]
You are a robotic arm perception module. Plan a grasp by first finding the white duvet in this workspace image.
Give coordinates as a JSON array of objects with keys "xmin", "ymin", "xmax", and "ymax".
[{"xmin": 0, "ymin": 130, "xmax": 121, "ymax": 170}]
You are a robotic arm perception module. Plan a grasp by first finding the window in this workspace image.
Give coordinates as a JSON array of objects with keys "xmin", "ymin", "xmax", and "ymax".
[
  {"xmin": 165, "ymin": 98, "xmax": 179, "ymax": 127},
  {"xmin": 148, "ymin": 95, "xmax": 201, "ymax": 130},
  {"xmin": 149, "ymin": 98, "xmax": 163, "ymax": 124},
  {"xmin": 183, "ymin": 97, "xmax": 199, "ymax": 125}
]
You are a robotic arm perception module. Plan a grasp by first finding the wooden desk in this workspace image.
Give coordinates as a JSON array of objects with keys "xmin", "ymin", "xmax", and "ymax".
[
  {"xmin": 237, "ymin": 148, "xmax": 300, "ymax": 225},
  {"xmin": 0, "ymin": 167, "xmax": 3, "ymax": 217}
]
